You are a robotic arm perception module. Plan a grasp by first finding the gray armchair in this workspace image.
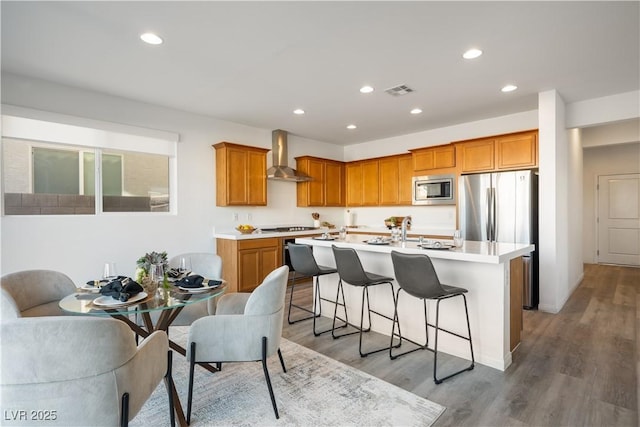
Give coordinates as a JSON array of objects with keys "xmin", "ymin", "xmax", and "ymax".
[
  {"xmin": 186, "ymin": 265, "xmax": 289, "ymax": 422},
  {"xmin": 1, "ymin": 316, "xmax": 175, "ymax": 427},
  {"xmin": 0, "ymin": 269, "xmax": 76, "ymax": 320}
]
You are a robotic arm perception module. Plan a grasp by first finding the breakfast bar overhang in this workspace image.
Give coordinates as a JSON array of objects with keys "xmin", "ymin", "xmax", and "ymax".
[{"xmin": 295, "ymin": 235, "xmax": 534, "ymax": 371}]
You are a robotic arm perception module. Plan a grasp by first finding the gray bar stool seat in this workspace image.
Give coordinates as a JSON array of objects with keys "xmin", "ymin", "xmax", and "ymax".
[
  {"xmin": 287, "ymin": 243, "xmax": 345, "ymax": 336},
  {"xmin": 390, "ymin": 250, "xmax": 475, "ymax": 384},
  {"xmin": 331, "ymin": 245, "xmax": 401, "ymax": 357}
]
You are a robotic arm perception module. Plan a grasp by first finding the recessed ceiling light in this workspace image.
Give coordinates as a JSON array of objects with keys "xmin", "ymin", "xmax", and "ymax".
[
  {"xmin": 293, "ymin": 109, "xmax": 305, "ymax": 115},
  {"xmin": 140, "ymin": 32, "xmax": 163, "ymax": 45},
  {"xmin": 359, "ymin": 86, "xmax": 374, "ymax": 94},
  {"xmin": 347, "ymin": 124, "xmax": 357, "ymax": 130},
  {"xmin": 501, "ymin": 84, "xmax": 518, "ymax": 93},
  {"xmin": 463, "ymin": 48, "xmax": 483, "ymax": 59},
  {"xmin": 410, "ymin": 108, "xmax": 423, "ymax": 115}
]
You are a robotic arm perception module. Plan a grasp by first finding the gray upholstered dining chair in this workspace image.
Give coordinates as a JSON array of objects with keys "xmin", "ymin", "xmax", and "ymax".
[
  {"xmin": 163, "ymin": 253, "xmax": 223, "ymax": 325},
  {"xmin": 0, "ymin": 269, "xmax": 77, "ymax": 320},
  {"xmin": 0, "ymin": 316, "xmax": 175, "ymax": 427},
  {"xmin": 186, "ymin": 265, "xmax": 289, "ymax": 422}
]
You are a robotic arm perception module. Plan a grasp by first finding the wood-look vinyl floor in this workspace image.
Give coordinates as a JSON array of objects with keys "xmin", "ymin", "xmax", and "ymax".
[{"xmin": 281, "ymin": 263, "xmax": 639, "ymax": 426}]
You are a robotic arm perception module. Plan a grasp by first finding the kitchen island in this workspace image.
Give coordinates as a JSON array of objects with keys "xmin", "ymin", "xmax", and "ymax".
[{"xmin": 295, "ymin": 234, "xmax": 534, "ymax": 371}]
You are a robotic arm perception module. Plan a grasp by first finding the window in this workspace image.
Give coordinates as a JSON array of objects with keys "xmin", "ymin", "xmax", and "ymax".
[{"xmin": 2, "ymin": 113, "xmax": 177, "ymax": 215}]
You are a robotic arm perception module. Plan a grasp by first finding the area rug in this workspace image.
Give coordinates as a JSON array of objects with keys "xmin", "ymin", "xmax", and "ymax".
[{"xmin": 131, "ymin": 326, "xmax": 445, "ymax": 426}]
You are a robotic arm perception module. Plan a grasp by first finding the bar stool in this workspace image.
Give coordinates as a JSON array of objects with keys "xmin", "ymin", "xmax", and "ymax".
[
  {"xmin": 287, "ymin": 243, "xmax": 344, "ymax": 336},
  {"xmin": 390, "ymin": 251, "xmax": 475, "ymax": 384},
  {"xmin": 331, "ymin": 245, "xmax": 401, "ymax": 357}
]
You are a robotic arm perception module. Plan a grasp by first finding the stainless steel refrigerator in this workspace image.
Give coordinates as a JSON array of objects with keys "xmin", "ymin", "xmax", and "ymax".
[{"xmin": 459, "ymin": 170, "xmax": 539, "ymax": 309}]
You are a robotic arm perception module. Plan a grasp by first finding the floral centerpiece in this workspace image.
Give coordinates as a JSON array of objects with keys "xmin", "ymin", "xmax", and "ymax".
[{"xmin": 136, "ymin": 251, "xmax": 169, "ymax": 295}]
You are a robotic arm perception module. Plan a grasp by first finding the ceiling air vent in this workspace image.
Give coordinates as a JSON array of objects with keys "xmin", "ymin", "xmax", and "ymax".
[{"xmin": 385, "ymin": 84, "xmax": 414, "ymax": 96}]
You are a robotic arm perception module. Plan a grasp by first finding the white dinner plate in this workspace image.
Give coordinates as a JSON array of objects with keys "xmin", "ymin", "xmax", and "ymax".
[
  {"xmin": 419, "ymin": 243, "xmax": 453, "ymax": 250},
  {"xmin": 366, "ymin": 240, "xmax": 391, "ymax": 245},
  {"xmin": 93, "ymin": 292, "xmax": 148, "ymax": 307},
  {"xmin": 178, "ymin": 281, "xmax": 223, "ymax": 293},
  {"xmin": 80, "ymin": 283, "xmax": 101, "ymax": 293}
]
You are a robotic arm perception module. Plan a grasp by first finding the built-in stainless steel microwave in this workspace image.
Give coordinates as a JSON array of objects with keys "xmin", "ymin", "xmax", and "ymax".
[{"xmin": 412, "ymin": 174, "xmax": 455, "ymax": 205}]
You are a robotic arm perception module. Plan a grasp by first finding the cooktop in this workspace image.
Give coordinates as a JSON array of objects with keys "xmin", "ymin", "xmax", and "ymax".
[{"xmin": 260, "ymin": 226, "xmax": 317, "ymax": 232}]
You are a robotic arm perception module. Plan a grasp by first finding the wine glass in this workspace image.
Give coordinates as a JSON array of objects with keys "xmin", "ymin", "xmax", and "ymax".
[
  {"xmin": 150, "ymin": 264, "xmax": 164, "ymax": 284},
  {"xmin": 178, "ymin": 257, "xmax": 191, "ymax": 275},
  {"xmin": 103, "ymin": 262, "xmax": 118, "ymax": 280},
  {"xmin": 453, "ymin": 230, "xmax": 464, "ymax": 248}
]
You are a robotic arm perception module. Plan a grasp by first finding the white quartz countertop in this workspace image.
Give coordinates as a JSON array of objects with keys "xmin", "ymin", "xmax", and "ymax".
[
  {"xmin": 296, "ymin": 234, "xmax": 534, "ymax": 264},
  {"xmin": 214, "ymin": 228, "xmax": 326, "ymax": 240},
  {"xmin": 214, "ymin": 226, "xmax": 455, "ymax": 241}
]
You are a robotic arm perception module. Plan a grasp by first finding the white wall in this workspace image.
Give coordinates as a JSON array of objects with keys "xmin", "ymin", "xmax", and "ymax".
[
  {"xmin": 567, "ymin": 128, "xmax": 584, "ymax": 295},
  {"xmin": 567, "ymin": 91, "xmax": 640, "ymax": 129},
  {"xmin": 0, "ymin": 73, "xmax": 344, "ymax": 282},
  {"xmin": 581, "ymin": 118, "xmax": 640, "ymax": 148},
  {"xmin": 538, "ymin": 90, "xmax": 569, "ymax": 313},
  {"xmin": 582, "ymin": 142, "xmax": 640, "ymax": 263}
]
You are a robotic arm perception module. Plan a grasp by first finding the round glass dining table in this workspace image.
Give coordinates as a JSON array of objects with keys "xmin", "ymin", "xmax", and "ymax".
[{"xmin": 59, "ymin": 283, "xmax": 226, "ymax": 363}]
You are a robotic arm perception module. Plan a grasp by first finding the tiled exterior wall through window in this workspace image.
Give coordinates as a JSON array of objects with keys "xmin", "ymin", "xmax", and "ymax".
[{"xmin": 4, "ymin": 193, "xmax": 170, "ymax": 215}]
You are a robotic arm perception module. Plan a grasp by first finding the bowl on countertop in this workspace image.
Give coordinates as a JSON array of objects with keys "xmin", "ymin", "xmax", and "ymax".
[{"xmin": 236, "ymin": 226, "xmax": 256, "ymax": 235}]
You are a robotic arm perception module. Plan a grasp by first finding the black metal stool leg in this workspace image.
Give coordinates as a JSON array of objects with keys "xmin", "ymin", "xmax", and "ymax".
[
  {"xmin": 332, "ymin": 279, "xmax": 360, "ymax": 339},
  {"xmin": 390, "ymin": 293, "xmax": 429, "ymax": 360},
  {"xmin": 359, "ymin": 283, "xmax": 402, "ymax": 357},
  {"xmin": 313, "ymin": 275, "xmax": 347, "ymax": 336},
  {"xmin": 432, "ymin": 294, "xmax": 475, "ymax": 384},
  {"xmin": 287, "ymin": 272, "xmax": 319, "ymax": 324}
]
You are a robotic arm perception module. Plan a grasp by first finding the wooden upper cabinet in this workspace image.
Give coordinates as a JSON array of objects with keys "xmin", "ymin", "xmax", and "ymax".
[
  {"xmin": 379, "ymin": 154, "xmax": 413, "ymax": 205},
  {"xmin": 214, "ymin": 142, "xmax": 269, "ymax": 206},
  {"xmin": 379, "ymin": 157, "xmax": 399, "ymax": 205},
  {"xmin": 295, "ymin": 156, "xmax": 345, "ymax": 207},
  {"xmin": 411, "ymin": 145, "xmax": 456, "ymax": 172},
  {"xmin": 346, "ymin": 161, "xmax": 364, "ymax": 206},
  {"xmin": 346, "ymin": 159, "xmax": 379, "ymax": 206},
  {"xmin": 361, "ymin": 159, "xmax": 379, "ymax": 206},
  {"xmin": 324, "ymin": 160, "xmax": 345, "ymax": 206},
  {"xmin": 398, "ymin": 155, "xmax": 414, "ymax": 205},
  {"xmin": 496, "ymin": 131, "xmax": 538, "ymax": 170},
  {"xmin": 456, "ymin": 130, "xmax": 538, "ymax": 174},
  {"xmin": 457, "ymin": 138, "xmax": 495, "ymax": 173}
]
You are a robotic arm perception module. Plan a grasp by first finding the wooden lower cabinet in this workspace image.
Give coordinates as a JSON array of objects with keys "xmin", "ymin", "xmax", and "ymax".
[
  {"xmin": 217, "ymin": 238, "xmax": 282, "ymax": 293},
  {"xmin": 510, "ymin": 256, "xmax": 524, "ymax": 351}
]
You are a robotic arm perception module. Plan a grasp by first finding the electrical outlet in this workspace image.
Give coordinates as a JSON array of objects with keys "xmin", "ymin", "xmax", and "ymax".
[
  {"xmin": 232, "ymin": 212, "xmax": 238, "ymax": 221},
  {"xmin": 247, "ymin": 213, "xmax": 253, "ymax": 221}
]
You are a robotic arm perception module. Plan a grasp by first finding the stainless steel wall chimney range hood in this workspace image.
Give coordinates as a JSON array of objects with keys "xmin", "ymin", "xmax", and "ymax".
[{"xmin": 266, "ymin": 129, "xmax": 311, "ymax": 182}]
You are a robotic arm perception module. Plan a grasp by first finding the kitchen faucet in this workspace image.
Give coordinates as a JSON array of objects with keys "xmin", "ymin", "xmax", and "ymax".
[{"xmin": 401, "ymin": 216, "xmax": 412, "ymax": 242}]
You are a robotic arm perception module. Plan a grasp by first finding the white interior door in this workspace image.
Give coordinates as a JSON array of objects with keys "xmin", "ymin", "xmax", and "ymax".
[{"xmin": 597, "ymin": 173, "xmax": 640, "ymax": 266}]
